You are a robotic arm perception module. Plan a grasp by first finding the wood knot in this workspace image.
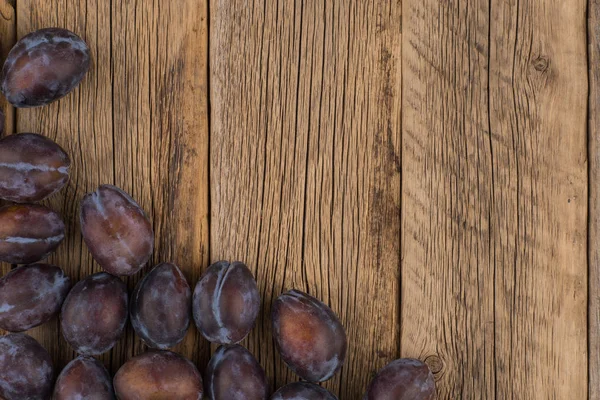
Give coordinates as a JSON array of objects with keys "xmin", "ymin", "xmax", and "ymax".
[
  {"xmin": 376, "ymin": 349, "xmax": 391, "ymax": 359},
  {"xmin": 532, "ymin": 55, "xmax": 549, "ymax": 72},
  {"xmin": 425, "ymin": 354, "xmax": 444, "ymax": 374}
]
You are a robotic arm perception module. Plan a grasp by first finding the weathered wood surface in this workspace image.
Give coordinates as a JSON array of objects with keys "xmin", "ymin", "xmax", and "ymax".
[
  {"xmin": 0, "ymin": 0, "xmax": 16, "ymax": 338},
  {"xmin": 589, "ymin": 0, "xmax": 600, "ymax": 398},
  {"xmin": 12, "ymin": 0, "xmax": 210, "ymax": 373},
  {"xmin": 0, "ymin": 0, "xmax": 17, "ymax": 344},
  {"xmin": 210, "ymin": 0, "xmax": 402, "ymax": 397},
  {"xmin": 402, "ymin": 0, "xmax": 588, "ymax": 398},
  {"xmin": 0, "ymin": 0, "xmax": 14, "ymax": 138},
  {"xmin": 0, "ymin": 0, "xmax": 595, "ymax": 398}
]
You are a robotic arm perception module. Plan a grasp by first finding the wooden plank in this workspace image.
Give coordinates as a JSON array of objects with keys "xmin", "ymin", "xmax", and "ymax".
[
  {"xmin": 589, "ymin": 0, "xmax": 600, "ymax": 397},
  {"xmin": 489, "ymin": 1, "xmax": 587, "ymax": 397},
  {"xmin": 0, "ymin": 0, "xmax": 16, "ymax": 338},
  {"xmin": 16, "ymin": 0, "xmax": 210, "ymax": 373},
  {"xmin": 402, "ymin": 0, "xmax": 588, "ymax": 398},
  {"xmin": 0, "ymin": 0, "xmax": 14, "ymax": 137},
  {"xmin": 401, "ymin": 2, "xmax": 496, "ymax": 396},
  {"xmin": 210, "ymin": 0, "xmax": 401, "ymax": 397}
]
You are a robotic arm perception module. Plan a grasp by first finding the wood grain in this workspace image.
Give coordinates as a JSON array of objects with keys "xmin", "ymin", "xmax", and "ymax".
[
  {"xmin": 0, "ymin": 0, "xmax": 594, "ymax": 398},
  {"xmin": 210, "ymin": 0, "xmax": 402, "ymax": 397},
  {"xmin": 15, "ymin": 0, "xmax": 209, "ymax": 374},
  {"xmin": 489, "ymin": 2, "xmax": 588, "ymax": 397},
  {"xmin": 589, "ymin": 0, "xmax": 600, "ymax": 397},
  {"xmin": 0, "ymin": 0, "xmax": 15, "ymax": 339},
  {"xmin": 0, "ymin": 0, "xmax": 14, "ymax": 138},
  {"xmin": 402, "ymin": 0, "xmax": 588, "ymax": 398}
]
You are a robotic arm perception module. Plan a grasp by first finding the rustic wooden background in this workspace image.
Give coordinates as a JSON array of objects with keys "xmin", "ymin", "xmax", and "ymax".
[{"xmin": 0, "ymin": 0, "xmax": 597, "ymax": 398}]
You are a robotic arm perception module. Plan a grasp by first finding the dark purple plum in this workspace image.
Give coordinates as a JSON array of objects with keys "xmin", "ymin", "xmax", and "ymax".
[
  {"xmin": 363, "ymin": 359, "xmax": 437, "ymax": 400},
  {"xmin": 272, "ymin": 290, "xmax": 347, "ymax": 383},
  {"xmin": 0, "ymin": 263, "xmax": 70, "ymax": 332},
  {"xmin": 193, "ymin": 261, "xmax": 260, "ymax": 344},
  {"xmin": 0, "ymin": 203, "xmax": 65, "ymax": 264},
  {"xmin": 0, "ymin": 333, "xmax": 53, "ymax": 400},
  {"xmin": 1, "ymin": 28, "xmax": 90, "ymax": 107},
  {"xmin": 271, "ymin": 382, "xmax": 338, "ymax": 400},
  {"xmin": 80, "ymin": 185, "xmax": 154, "ymax": 276},
  {"xmin": 0, "ymin": 133, "xmax": 70, "ymax": 203},
  {"xmin": 205, "ymin": 345, "xmax": 269, "ymax": 400},
  {"xmin": 60, "ymin": 272, "xmax": 128, "ymax": 355},
  {"xmin": 114, "ymin": 350, "xmax": 203, "ymax": 400},
  {"xmin": 53, "ymin": 356, "xmax": 115, "ymax": 400},
  {"xmin": 130, "ymin": 262, "xmax": 191, "ymax": 349}
]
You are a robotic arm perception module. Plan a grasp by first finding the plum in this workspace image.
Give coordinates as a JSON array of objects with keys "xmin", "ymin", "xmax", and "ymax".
[
  {"xmin": 363, "ymin": 358, "xmax": 437, "ymax": 400},
  {"xmin": 60, "ymin": 272, "xmax": 128, "ymax": 355},
  {"xmin": 113, "ymin": 350, "xmax": 203, "ymax": 400},
  {"xmin": 193, "ymin": 261, "xmax": 260, "ymax": 344},
  {"xmin": 0, "ymin": 133, "xmax": 70, "ymax": 203},
  {"xmin": 272, "ymin": 290, "xmax": 347, "ymax": 382},
  {"xmin": 0, "ymin": 263, "xmax": 70, "ymax": 332},
  {"xmin": 80, "ymin": 185, "xmax": 154, "ymax": 276},
  {"xmin": 53, "ymin": 356, "xmax": 115, "ymax": 400},
  {"xmin": 0, "ymin": 203, "xmax": 65, "ymax": 264},
  {"xmin": 205, "ymin": 345, "xmax": 269, "ymax": 400},
  {"xmin": 130, "ymin": 262, "xmax": 191, "ymax": 349},
  {"xmin": 0, "ymin": 333, "xmax": 53, "ymax": 400},
  {"xmin": 2, "ymin": 28, "xmax": 90, "ymax": 107},
  {"xmin": 271, "ymin": 382, "xmax": 338, "ymax": 400}
]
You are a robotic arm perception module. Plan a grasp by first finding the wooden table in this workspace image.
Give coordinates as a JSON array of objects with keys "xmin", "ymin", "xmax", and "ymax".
[{"xmin": 0, "ymin": 0, "xmax": 597, "ymax": 398}]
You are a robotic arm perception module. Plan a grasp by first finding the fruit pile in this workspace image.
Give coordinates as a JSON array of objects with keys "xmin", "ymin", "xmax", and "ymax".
[{"xmin": 0, "ymin": 28, "xmax": 438, "ymax": 400}]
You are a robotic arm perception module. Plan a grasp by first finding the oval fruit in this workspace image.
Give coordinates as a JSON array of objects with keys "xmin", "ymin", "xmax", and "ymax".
[
  {"xmin": 363, "ymin": 358, "xmax": 437, "ymax": 400},
  {"xmin": 0, "ymin": 333, "xmax": 53, "ymax": 400},
  {"xmin": 80, "ymin": 185, "xmax": 154, "ymax": 276},
  {"xmin": 113, "ymin": 350, "xmax": 203, "ymax": 400},
  {"xmin": 0, "ymin": 203, "xmax": 65, "ymax": 264},
  {"xmin": 272, "ymin": 290, "xmax": 347, "ymax": 383},
  {"xmin": 2, "ymin": 28, "xmax": 90, "ymax": 107},
  {"xmin": 0, "ymin": 263, "xmax": 70, "ymax": 332},
  {"xmin": 131, "ymin": 262, "xmax": 191, "ymax": 349},
  {"xmin": 193, "ymin": 261, "xmax": 260, "ymax": 344},
  {"xmin": 205, "ymin": 345, "xmax": 269, "ymax": 400},
  {"xmin": 0, "ymin": 133, "xmax": 70, "ymax": 203},
  {"xmin": 54, "ymin": 356, "xmax": 115, "ymax": 400},
  {"xmin": 271, "ymin": 382, "xmax": 338, "ymax": 400},
  {"xmin": 61, "ymin": 272, "xmax": 128, "ymax": 355}
]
